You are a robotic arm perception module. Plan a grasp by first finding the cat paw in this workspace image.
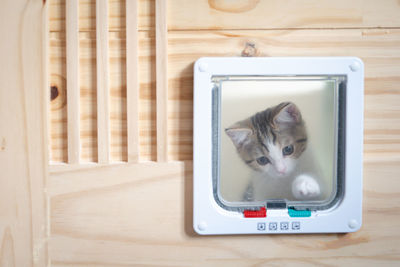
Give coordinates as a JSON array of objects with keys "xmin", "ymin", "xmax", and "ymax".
[
  {"xmin": 292, "ymin": 174, "xmax": 321, "ymax": 200},
  {"xmin": 242, "ymin": 183, "xmax": 255, "ymax": 202}
]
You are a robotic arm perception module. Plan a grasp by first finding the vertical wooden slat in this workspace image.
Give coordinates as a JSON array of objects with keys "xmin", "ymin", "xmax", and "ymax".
[
  {"xmin": 41, "ymin": 0, "xmax": 50, "ymax": 263},
  {"xmin": 126, "ymin": 0, "xmax": 139, "ymax": 163},
  {"xmin": 156, "ymin": 0, "xmax": 168, "ymax": 162},
  {"xmin": 66, "ymin": 0, "xmax": 80, "ymax": 164},
  {"xmin": 96, "ymin": 0, "xmax": 110, "ymax": 164},
  {"xmin": 45, "ymin": 1, "xmax": 52, "ymax": 164},
  {"xmin": 43, "ymin": 0, "xmax": 51, "ymax": 251}
]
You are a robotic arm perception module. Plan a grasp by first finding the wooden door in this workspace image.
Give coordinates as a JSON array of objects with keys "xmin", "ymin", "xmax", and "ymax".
[
  {"xmin": 47, "ymin": 0, "xmax": 192, "ymax": 265},
  {"xmin": 1, "ymin": 0, "xmax": 400, "ymax": 266}
]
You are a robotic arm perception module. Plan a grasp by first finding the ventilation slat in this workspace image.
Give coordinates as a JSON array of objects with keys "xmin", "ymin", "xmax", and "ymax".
[
  {"xmin": 66, "ymin": 0, "xmax": 80, "ymax": 164},
  {"xmin": 126, "ymin": 0, "xmax": 139, "ymax": 163},
  {"xmin": 96, "ymin": 0, "xmax": 110, "ymax": 164},
  {"xmin": 156, "ymin": 0, "xmax": 168, "ymax": 162}
]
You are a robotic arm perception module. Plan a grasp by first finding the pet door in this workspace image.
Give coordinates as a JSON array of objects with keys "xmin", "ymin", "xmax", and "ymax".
[{"xmin": 193, "ymin": 57, "xmax": 363, "ymax": 234}]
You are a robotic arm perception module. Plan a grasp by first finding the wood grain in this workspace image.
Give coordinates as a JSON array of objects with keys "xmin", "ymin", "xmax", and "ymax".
[
  {"xmin": 126, "ymin": 0, "xmax": 140, "ymax": 163},
  {"xmin": 49, "ymin": 31, "xmax": 67, "ymax": 163},
  {"xmin": 48, "ymin": 159, "xmax": 400, "ymax": 265},
  {"xmin": 66, "ymin": 0, "xmax": 80, "ymax": 163},
  {"xmin": 109, "ymin": 31, "xmax": 127, "ymax": 162},
  {"xmin": 49, "ymin": 29, "xmax": 400, "ymax": 266},
  {"xmin": 48, "ymin": 0, "xmax": 400, "ymax": 31},
  {"xmin": 96, "ymin": 0, "xmax": 111, "ymax": 164},
  {"xmin": 79, "ymin": 31, "xmax": 98, "ymax": 163},
  {"xmin": 47, "ymin": 28, "xmax": 400, "ymax": 266},
  {"xmin": 156, "ymin": 0, "xmax": 168, "ymax": 162},
  {"xmin": 166, "ymin": 29, "xmax": 400, "ymax": 161},
  {"xmin": 49, "ymin": 0, "xmax": 155, "ymax": 32},
  {"xmin": 0, "ymin": 0, "xmax": 48, "ymax": 265},
  {"xmin": 49, "ymin": 32, "xmax": 157, "ymax": 163},
  {"xmin": 0, "ymin": 227, "xmax": 15, "ymax": 267},
  {"xmin": 2, "ymin": 0, "xmax": 399, "ymax": 265},
  {"xmin": 49, "ymin": 28, "xmax": 400, "ymax": 162},
  {"xmin": 169, "ymin": 0, "xmax": 400, "ymax": 30}
]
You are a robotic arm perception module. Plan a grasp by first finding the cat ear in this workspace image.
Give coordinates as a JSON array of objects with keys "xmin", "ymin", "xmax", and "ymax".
[
  {"xmin": 225, "ymin": 126, "xmax": 252, "ymax": 147},
  {"xmin": 274, "ymin": 102, "xmax": 302, "ymax": 125}
]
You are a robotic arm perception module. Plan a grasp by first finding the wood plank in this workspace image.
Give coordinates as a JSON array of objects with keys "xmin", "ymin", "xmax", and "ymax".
[
  {"xmin": 49, "ymin": 31, "xmax": 156, "ymax": 163},
  {"xmin": 49, "ymin": 29, "xmax": 400, "ymax": 162},
  {"xmin": 49, "ymin": 31, "xmax": 67, "ymax": 163},
  {"xmin": 168, "ymin": 0, "xmax": 400, "ymax": 30},
  {"xmin": 46, "ymin": 2, "xmax": 400, "ymax": 266},
  {"xmin": 49, "ymin": 0, "xmax": 155, "ymax": 32},
  {"xmin": 40, "ymin": 2, "xmax": 50, "ymax": 265},
  {"xmin": 49, "ymin": 0, "xmax": 400, "ymax": 32},
  {"xmin": 96, "ymin": 0, "xmax": 110, "ymax": 163},
  {"xmin": 48, "ymin": 160, "xmax": 400, "ymax": 265},
  {"xmin": 167, "ymin": 29, "xmax": 400, "ymax": 161},
  {"xmin": 51, "ymin": 257, "xmax": 400, "ymax": 267},
  {"xmin": 79, "ymin": 31, "xmax": 98, "ymax": 163},
  {"xmin": 22, "ymin": 1, "xmax": 49, "ymax": 264},
  {"xmin": 109, "ymin": 31, "xmax": 127, "ymax": 162},
  {"xmin": 66, "ymin": 0, "xmax": 80, "ymax": 164},
  {"xmin": 126, "ymin": 0, "xmax": 140, "ymax": 163},
  {"xmin": 0, "ymin": 0, "xmax": 48, "ymax": 265},
  {"xmin": 156, "ymin": 0, "xmax": 168, "ymax": 162},
  {"xmin": 48, "ymin": 161, "xmax": 186, "ymax": 196}
]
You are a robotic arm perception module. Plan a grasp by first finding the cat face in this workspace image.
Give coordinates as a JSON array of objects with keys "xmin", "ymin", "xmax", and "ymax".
[{"xmin": 225, "ymin": 102, "xmax": 307, "ymax": 178}]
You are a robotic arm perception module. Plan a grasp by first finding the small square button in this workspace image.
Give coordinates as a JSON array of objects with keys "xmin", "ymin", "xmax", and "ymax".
[
  {"xmin": 292, "ymin": 221, "xmax": 301, "ymax": 230},
  {"xmin": 257, "ymin": 222, "xmax": 266, "ymax": 231},
  {"xmin": 280, "ymin": 222, "xmax": 289, "ymax": 230},
  {"xmin": 269, "ymin": 222, "xmax": 278, "ymax": 231}
]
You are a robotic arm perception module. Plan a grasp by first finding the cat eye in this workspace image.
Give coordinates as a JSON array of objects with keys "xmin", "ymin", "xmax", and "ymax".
[
  {"xmin": 256, "ymin": 156, "xmax": 270, "ymax": 165},
  {"xmin": 282, "ymin": 145, "xmax": 294, "ymax": 156}
]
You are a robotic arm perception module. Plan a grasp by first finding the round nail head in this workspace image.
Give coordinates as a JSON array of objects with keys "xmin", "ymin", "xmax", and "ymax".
[
  {"xmin": 199, "ymin": 62, "xmax": 208, "ymax": 72},
  {"xmin": 198, "ymin": 221, "xmax": 207, "ymax": 231},
  {"xmin": 348, "ymin": 219, "xmax": 359, "ymax": 229},
  {"xmin": 350, "ymin": 61, "xmax": 361, "ymax": 72}
]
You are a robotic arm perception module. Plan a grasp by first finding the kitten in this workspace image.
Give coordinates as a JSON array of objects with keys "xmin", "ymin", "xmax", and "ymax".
[{"xmin": 225, "ymin": 102, "xmax": 321, "ymax": 201}]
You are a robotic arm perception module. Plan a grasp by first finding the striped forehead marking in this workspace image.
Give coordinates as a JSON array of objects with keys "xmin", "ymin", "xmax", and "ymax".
[{"xmin": 267, "ymin": 140, "xmax": 282, "ymax": 161}]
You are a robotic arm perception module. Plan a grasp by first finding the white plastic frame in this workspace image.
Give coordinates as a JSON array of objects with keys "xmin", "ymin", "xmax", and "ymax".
[{"xmin": 193, "ymin": 57, "xmax": 363, "ymax": 235}]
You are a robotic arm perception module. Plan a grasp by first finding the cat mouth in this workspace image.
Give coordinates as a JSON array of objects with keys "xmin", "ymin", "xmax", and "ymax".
[{"xmin": 273, "ymin": 171, "xmax": 290, "ymax": 178}]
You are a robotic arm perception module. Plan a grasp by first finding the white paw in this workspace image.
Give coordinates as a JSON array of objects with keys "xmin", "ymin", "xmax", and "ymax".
[{"xmin": 292, "ymin": 174, "xmax": 321, "ymax": 200}]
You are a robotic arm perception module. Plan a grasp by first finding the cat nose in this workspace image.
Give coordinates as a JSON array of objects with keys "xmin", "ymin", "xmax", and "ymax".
[{"xmin": 276, "ymin": 164, "xmax": 286, "ymax": 174}]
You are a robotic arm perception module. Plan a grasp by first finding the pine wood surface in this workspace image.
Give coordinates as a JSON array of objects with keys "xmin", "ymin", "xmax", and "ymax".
[
  {"xmin": 1, "ymin": 0, "xmax": 400, "ymax": 266},
  {"xmin": 48, "ymin": 28, "xmax": 400, "ymax": 265},
  {"xmin": 155, "ymin": 0, "xmax": 169, "ymax": 162},
  {"xmin": 66, "ymin": 0, "xmax": 80, "ymax": 163},
  {"xmin": 0, "ymin": 0, "xmax": 48, "ymax": 266},
  {"xmin": 48, "ymin": 0, "xmax": 400, "ymax": 32},
  {"xmin": 126, "ymin": 0, "xmax": 140, "ymax": 163},
  {"xmin": 48, "ymin": 160, "xmax": 400, "ymax": 266},
  {"xmin": 49, "ymin": 28, "xmax": 400, "ymax": 163}
]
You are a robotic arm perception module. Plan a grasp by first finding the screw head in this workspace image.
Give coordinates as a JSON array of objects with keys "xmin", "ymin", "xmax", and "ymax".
[
  {"xmin": 198, "ymin": 62, "xmax": 208, "ymax": 72},
  {"xmin": 349, "ymin": 61, "xmax": 361, "ymax": 72},
  {"xmin": 348, "ymin": 219, "xmax": 359, "ymax": 229},
  {"xmin": 198, "ymin": 221, "xmax": 207, "ymax": 231}
]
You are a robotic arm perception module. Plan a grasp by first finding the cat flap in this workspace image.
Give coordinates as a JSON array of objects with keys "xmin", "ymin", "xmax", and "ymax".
[
  {"xmin": 193, "ymin": 57, "xmax": 363, "ymax": 235},
  {"xmin": 213, "ymin": 75, "xmax": 345, "ymax": 211}
]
